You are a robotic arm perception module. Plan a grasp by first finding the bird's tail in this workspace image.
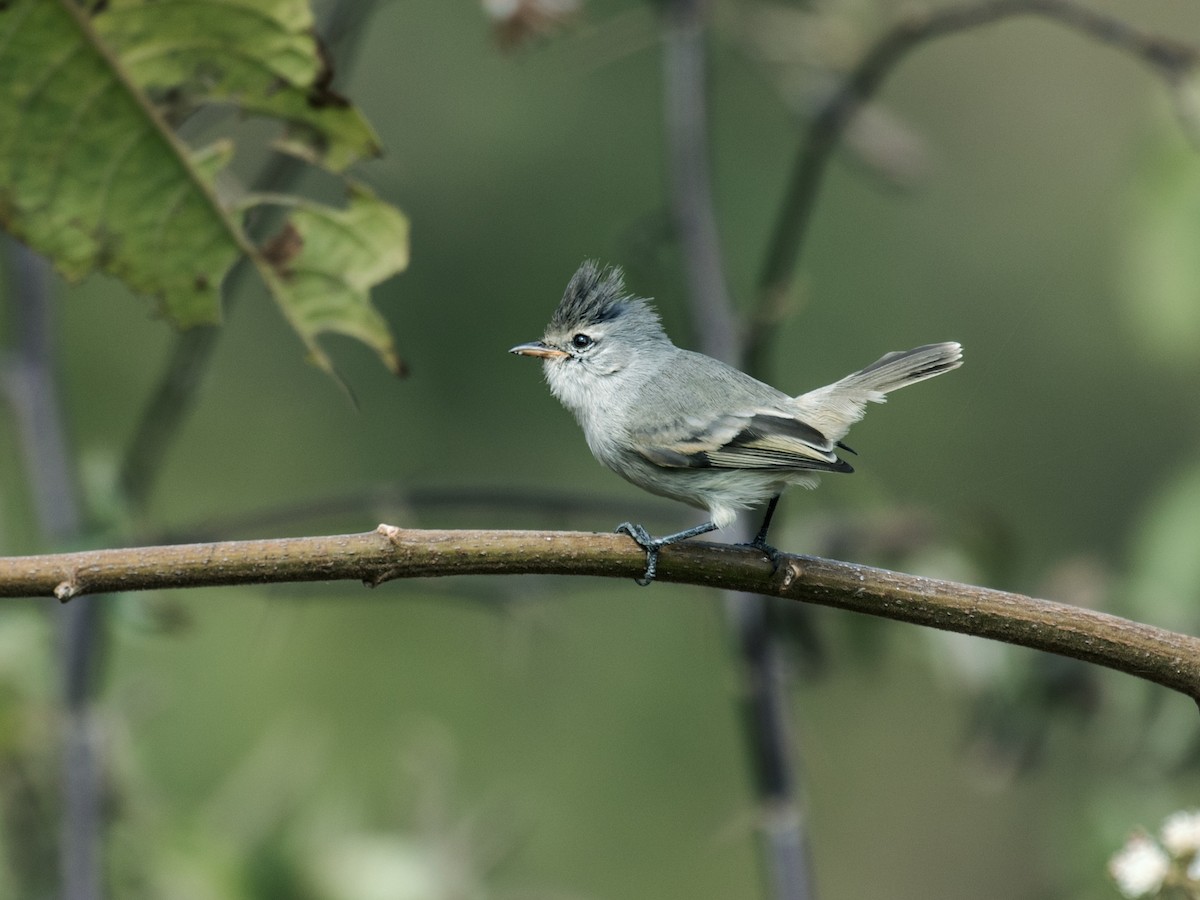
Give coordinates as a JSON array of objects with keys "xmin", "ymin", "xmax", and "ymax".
[{"xmin": 793, "ymin": 342, "xmax": 962, "ymax": 440}]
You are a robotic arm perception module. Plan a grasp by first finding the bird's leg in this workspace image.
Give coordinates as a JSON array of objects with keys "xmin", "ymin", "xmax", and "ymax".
[
  {"xmin": 751, "ymin": 495, "xmax": 781, "ymax": 548},
  {"xmin": 615, "ymin": 521, "xmax": 718, "ymax": 586},
  {"xmin": 738, "ymin": 495, "xmax": 784, "ymax": 570}
]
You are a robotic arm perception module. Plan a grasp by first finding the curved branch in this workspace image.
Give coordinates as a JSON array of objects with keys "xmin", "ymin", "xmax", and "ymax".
[
  {"xmin": 3, "ymin": 526, "xmax": 1198, "ymax": 704},
  {"xmin": 747, "ymin": 0, "xmax": 1200, "ymax": 371}
]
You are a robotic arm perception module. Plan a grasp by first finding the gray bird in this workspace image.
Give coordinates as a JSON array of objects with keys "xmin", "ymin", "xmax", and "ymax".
[{"xmin": 511, "ymin": 261, "xmax": 963, "ymax": 584}]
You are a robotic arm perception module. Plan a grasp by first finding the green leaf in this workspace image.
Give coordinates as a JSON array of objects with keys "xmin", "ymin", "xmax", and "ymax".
[
  {"xmin": 0, "ymin": 0, "xmax": 241, "ymax": 327},
  {"xmin": 0, "ymin": 0, "xmax": 404, "ymax": 373},
  {"xmin": 253, "ymin": 183, "xmax": 409, "ymax": 375},
  {"xmin": 94, "ymin": 0, "xmax": 381, "ymax": 172}
]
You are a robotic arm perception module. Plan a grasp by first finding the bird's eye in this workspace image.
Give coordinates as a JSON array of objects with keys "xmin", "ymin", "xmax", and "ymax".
[{"xmin": 571, "ymin": 333, "xmax": 594, "ymax": 351}]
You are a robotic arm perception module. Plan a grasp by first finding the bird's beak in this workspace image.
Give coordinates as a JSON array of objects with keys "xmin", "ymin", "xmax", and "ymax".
[{"xmin": 509, "ymin": 341, "xmax": 568, "ymax": 360}]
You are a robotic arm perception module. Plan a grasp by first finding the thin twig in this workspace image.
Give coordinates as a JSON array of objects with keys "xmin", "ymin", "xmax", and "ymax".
[
  {"xmin": 747, "ymin": 0, "xmax": 1200, "ymax": 372},
  {"xmin": 2, "ymin": 528, "xmax": 1199, "ymax": 704}
]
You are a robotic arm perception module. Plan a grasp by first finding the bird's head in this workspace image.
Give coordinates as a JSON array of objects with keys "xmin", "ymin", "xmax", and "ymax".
[{"xmin": 510, "ymin": 261, "xmax": 671, "ymax": 410}]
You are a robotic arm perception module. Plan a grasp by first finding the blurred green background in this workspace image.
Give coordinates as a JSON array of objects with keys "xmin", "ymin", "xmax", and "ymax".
[{"xmin": 5, "ymin": 0, "xmax": 1200, "ymax": 897}]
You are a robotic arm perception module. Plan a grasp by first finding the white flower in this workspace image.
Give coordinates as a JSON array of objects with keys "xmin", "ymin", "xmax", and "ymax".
[
  {"xmin": 1187, "ymin": 851, "xmax": 1200, "ymax": 883},
  {"xmin": 1109, "ymin": 833, "xmax": 1170, "ymax": 898},
  {"xmin": 1162, "ymin": 810, "xmax": 1200, "ymax": 856}
]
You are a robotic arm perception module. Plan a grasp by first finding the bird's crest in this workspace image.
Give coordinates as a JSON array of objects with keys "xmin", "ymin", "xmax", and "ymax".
[{"xmin": 550, "ymin": 261, "xmax": 658, "ymax": 331}]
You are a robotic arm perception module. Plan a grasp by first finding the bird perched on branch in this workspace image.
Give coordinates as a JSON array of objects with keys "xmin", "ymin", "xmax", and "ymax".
[{"xmin": 511, "ymin": 261, "xmax": 962, "ymax": 584}]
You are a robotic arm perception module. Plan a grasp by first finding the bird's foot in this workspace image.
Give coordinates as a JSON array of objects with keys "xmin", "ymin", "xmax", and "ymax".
[
  {"xmin": 738, "ymin": 535, "xmax": 784, "ymax": 573},
  {"xmin": 615, "ymin": 522, "xmax": 662, "ymax": 586}
]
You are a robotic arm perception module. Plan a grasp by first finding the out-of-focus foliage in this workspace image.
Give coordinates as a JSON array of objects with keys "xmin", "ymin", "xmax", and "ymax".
[
  {"xmin": 1125, "ymin": 461, "xmax": 1200, "ymax": 633},
  {"xmin": 1120, "ymin": 136, "xmax": 1200, "ymax": 369},
  {"xmin": 0, "ymin": 613, "xmax": 59, "ymax": 898}
]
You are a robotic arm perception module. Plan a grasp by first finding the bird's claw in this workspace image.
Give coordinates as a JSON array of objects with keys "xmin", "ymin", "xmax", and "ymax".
[
  {"xmin": 615, "ymin": 522, "xmax": 660, "ymax": 586},
  {"xmin": 738, "ymin": 537, "xmax": 784, "ymax": 574}
]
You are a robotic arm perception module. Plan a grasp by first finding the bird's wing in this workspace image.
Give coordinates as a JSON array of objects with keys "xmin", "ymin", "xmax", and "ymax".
[{"xmin": 629, "ymin": 410, "xmax": 853, "ymax": 473}]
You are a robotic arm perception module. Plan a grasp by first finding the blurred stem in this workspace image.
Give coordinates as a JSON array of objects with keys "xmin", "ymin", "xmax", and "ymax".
[
  {"xmin": 746, "ymin": 0, "xmax": 1200, "ymax": 373},
  {"xmin": 661, "ymin": 0, "xmax": 737, "ymax": 361},
  {"xmin": 662, "ymin": 3, "xmax": 815, "ymax": 896},
  {"xmin": 4, "ymin": 528, "xmax": 1200, "ymax": 705},
  {"xmin": 1, "ymin": 239, "xmax": 103, "ymax": 900},
  {"xmin": 1, "ymin": 244, "xmax": 81, "ymax": 536},
  {"xmin": 118, "ymin": 324, "xmax": 220, "ymax": 514}
]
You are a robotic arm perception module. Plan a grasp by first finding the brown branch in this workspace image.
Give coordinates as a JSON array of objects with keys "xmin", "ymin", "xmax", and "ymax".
[
  {"xmin": 3, "ymin": 526, "xmax": 1198, "ymax": 704},
  {"xmin": 747, "ymin": 0, "xmax": 1200, "ymax": 372}
]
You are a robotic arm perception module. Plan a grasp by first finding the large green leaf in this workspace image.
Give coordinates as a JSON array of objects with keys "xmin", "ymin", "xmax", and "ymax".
[
  {"xmin": 0, "ymin": 0, "xmax": 405, "ymax": 375},
  {"xmin": 94, "ymin": 0, "xmax": 381, "ymax": 172}
]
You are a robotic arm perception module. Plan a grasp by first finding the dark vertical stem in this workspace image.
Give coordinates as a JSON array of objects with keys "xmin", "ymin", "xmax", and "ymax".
[
  {"xmin": 660, "ymin": 3, "xmax": 815, "ymax": 898},
  {"xmin": 3, "ymin": 244, "xmax": 81, "ymax": 536},
  {"xmin": 1, "ymin": 239, "xmax": 103, "ymax": 900},
  {"xmin": 59, "ymin": 598, "xmax": 104, "ymax": 900},
  {"xmin": 661, "ymin": 0, "xmax": 738, "ymax": 362},
  {"xmin": 742, "ymin": 626, "xmax": 812, "ymax": 900},
  {"xmin": 119, "ymin": 325, "xmax": 220, "ymax": 514}
]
